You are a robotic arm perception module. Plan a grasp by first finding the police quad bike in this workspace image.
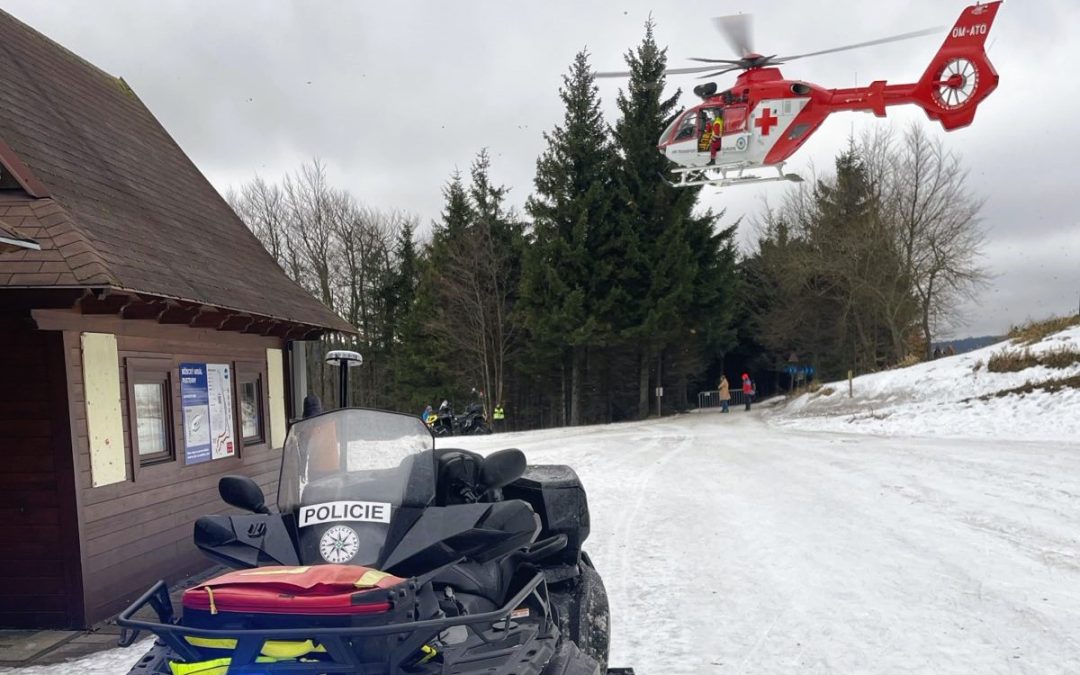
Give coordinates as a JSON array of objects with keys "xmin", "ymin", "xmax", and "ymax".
[
  {"xmin": 455, "ymin": 402, "xmax": 491, "ymax": 436},
  {"xmin": 118, "ymin": 408, "xmax": 633, "ymax": 674},
  {"xmin": 428, "ymin": 402, "xmax": 489, "ymax": 437}
]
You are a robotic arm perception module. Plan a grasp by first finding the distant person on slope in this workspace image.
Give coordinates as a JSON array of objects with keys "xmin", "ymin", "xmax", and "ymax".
[
  {"xmin": 742, "ymin": 373, "xmax": 754, "ymax": 411},
  {"xmin": 719, "ymin": 374, "xmax": 731, "ymax": 413}
]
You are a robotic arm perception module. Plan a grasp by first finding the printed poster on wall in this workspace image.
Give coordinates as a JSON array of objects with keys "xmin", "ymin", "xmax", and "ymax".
[
  {"xmin": 180, "ymin": 362, "xmax": 236, "ymax": 465},
  {"xmin": 206, "ymin": 363, "xmax": 236, "ymax": 460}
]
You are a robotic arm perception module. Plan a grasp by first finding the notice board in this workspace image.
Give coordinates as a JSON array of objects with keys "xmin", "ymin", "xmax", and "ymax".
[{"xmin": 180, "ymin": 362, "xmax": 236, "ymax": 464}]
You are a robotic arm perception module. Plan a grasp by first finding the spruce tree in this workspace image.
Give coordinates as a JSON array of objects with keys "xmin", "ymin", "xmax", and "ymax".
[
  {"xmin": 613, "ymin": 21, "xmax": 696, "ymax": 417},
  {"xmin": 396, "ymin": 171, "xmax": 475, "ymax": 412},
  {"xmin": 522, "ymin": 49, "xmax": 618, "ymax": 425},
  {"xmin": 613, "ymin": 20, "xmax": 740, "ymax": 416}
]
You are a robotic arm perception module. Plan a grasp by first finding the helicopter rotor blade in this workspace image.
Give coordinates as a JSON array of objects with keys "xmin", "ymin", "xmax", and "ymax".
[
  {"xmin": 776, "ymin": 26, "xmax": 944, "ymax": 63},
  {"xmin": 687, "ymin": 57, "xmax": 746, "ymax": 65},
  {"xmin": 696, "ymin": 66, "xmax": 743, "ymax": 80},
  {"xmin": 712, "ymin": 14, "xmax": 754, "ymax": 58},
  {"xmin": 669, "ymin": 65, "xmax": 742, "ymax": 76},
  {"xmin": 595, "ymin": 63, "xmax": 745, "ymax": 79}
]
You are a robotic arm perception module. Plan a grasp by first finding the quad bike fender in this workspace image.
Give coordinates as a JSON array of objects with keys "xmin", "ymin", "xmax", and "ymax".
[{"xmin": 541, "ymin": 639, "xmax": 602, "ymax": 675}]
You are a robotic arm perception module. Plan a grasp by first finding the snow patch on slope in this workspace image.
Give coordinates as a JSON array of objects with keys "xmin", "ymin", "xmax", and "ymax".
[{"xmin": 767, "ymin": 325, "xmax": 1080, "ymax": 442}]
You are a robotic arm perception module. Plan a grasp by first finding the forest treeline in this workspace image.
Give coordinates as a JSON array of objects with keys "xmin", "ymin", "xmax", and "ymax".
[{"xmin": 228, "ymin": 23, "xmax": 984, "ymax": 428}]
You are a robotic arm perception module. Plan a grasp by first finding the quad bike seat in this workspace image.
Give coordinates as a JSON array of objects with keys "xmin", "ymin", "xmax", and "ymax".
[
  {"xmin": 434, "ymin": 447, "xmax": 527, "ymax": 506},
  {"xmin": 434, "ymin": 448, "xmax": 485, "ymax": 505}
]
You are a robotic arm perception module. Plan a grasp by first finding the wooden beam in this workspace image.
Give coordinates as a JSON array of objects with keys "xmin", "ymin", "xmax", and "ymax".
[
  {"xmin": 189, "ymin": 308, "xmax": 231, "ymax": 329},
  {"xmin": 218, "ymin": 314, "xmax": 255, "ymax": 332},
  {"xmin": 282, "ymin": 325, "xmax": 311, "ymax": 340},
  {"xmin": 243, "ymin": 318, "xmax": 273, "ymax": 335},
  {"xmin": 265, "ymin": 321, "xmax": 298, "ymax": 338},
  {"xmin": 120, "ymin": 299, "xmax": 168, "ymax": 321},
  {"xmin": 78, "ymin": 292, "xmax": 134, "ymax": 315},
  {"xmin": 159, "ymin": 302, "xmax": 201, "ymax": 324}
]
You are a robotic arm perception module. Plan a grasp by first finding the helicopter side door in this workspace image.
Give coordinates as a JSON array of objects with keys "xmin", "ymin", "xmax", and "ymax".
[
  {"xmin": 694, "ymin": 108, "xmax": 720, "ymax": 164},
  {"xmin": 717, "ymin": 104, "xmax": 751, "ymax": 160},
  {"xmin": 691, "ymin": 106, "xmax": 752, "ymax": 167}
]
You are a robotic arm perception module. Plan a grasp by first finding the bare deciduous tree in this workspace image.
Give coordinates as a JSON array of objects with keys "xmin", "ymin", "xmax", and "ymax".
[
  {"xmin": 228, "ymin": 159, "xmax": 423, "ymax": 408},
  {"xmin": 750, "ymin": 124, "xmax": 986, "ymax": 376},
  {"xmin": 428, "ymin": 216, "xmax": 519, "ymax": 417},
  {"xmin": 889, "ymin": 124, "xmax": 988, "ymax": 358},
  {"xmin": 283, "ymin": 159, "xmax": 341, "ymax": 311}
]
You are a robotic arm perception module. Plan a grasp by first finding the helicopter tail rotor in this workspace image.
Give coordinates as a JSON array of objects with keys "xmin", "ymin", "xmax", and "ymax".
[{"xmin": 911, "ymin": 1, "xmax": 1002, "ymax": 130}]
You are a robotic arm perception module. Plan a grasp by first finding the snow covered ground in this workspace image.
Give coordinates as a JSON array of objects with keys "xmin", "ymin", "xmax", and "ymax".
[
  {"xmin": 456, "ymin": 414, "xmax": 1080, "ymax": 674},
  {"xmin": 768, "ymin": 325, "xmax": 1080, "ymax": 443},
  {"xmin": 7, "ymin": 391, "xmax": 1080, "ymax": 673}
]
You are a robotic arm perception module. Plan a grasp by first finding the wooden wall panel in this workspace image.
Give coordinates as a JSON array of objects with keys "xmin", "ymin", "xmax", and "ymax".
[
  {"xmin": 59, "ymin": 313, "xmax": 285, "ymax": 624},
  {"xmin": 0, "ymin": 325, "xmax": 82, "ymax": 628}
]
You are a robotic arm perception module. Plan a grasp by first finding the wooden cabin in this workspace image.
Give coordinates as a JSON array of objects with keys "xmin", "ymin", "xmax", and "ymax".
[{"xmin": 0, "ymin": 9, "xmax": 353, "ymax": 628}]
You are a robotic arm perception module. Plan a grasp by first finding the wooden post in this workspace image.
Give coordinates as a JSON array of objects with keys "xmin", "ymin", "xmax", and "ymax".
[
  {"xmin": 848, "ymin": 369, "xmax": 854, "ymax": 398},
  {"xmin": 656, "ymin": 352, "xmax": 663, "ymax": 417}
]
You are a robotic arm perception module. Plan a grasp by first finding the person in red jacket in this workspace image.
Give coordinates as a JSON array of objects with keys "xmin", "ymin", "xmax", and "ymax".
[{"xmin": 741, "ymin": 373, "xmax": 754, "ymax": 411}]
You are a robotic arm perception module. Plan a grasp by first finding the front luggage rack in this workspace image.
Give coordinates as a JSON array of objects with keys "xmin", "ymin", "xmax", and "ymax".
[{"xmin": 117, "ymin": 572, "xmax": 550, "ymax": 673}]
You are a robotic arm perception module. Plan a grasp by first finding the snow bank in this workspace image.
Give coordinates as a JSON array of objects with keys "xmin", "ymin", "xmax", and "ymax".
[
  {"xmin": 767, "ymin": 324, "xmax": 1080, "ymax": 442},
  {"xmin": 0, "ymin": 640, "xmax": 153, "ymax": 675}
]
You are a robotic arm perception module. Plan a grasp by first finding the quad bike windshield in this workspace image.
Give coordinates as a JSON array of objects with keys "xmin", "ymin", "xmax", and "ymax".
[{"xmin": 277, "ymin": 408, "xmax": 435, "ymax": 566}]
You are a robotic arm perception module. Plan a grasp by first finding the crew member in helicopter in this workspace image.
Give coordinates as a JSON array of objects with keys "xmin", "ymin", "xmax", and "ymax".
[{"xmin": 706, "ymin": 109, "xmax": 724, "ymax": 166}]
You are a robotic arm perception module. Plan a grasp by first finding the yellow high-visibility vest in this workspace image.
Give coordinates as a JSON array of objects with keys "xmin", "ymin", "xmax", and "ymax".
[{"xmin": 170, "ymin": 656, "xmax": 278, "ymax": 675}]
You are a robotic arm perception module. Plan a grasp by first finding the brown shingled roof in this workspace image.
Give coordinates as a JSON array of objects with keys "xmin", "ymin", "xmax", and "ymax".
[
  {"xmin": 0, "ymin": 210, "xmax": 40, "ymax": 254},
  {"xmin": 0, "ymin": 9, "xmax": 353, "ymax": 333}
]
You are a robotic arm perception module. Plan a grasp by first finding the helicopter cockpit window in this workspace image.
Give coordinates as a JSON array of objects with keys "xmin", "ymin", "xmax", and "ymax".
[
  {"xmin": 673, "ymin": 113, "xmax": 696, "ymax": 142},
  {"xmin": 660, "ymin": 115, "xmax": 680, "ymax": 144}
]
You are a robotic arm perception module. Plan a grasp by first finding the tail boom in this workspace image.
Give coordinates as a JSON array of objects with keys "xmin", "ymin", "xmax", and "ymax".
[{"xmin": 821, "ymin": 2, "xmax": 1003, "ymax": 130}]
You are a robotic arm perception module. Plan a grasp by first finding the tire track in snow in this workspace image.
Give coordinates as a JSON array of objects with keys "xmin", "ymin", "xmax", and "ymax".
[{"xmin": 604, "ymin": 423, "xmax": 697, "ymax": 673}]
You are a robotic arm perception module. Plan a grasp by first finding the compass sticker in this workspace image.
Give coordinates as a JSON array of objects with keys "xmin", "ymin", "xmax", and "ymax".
[{"xmin": 319, "ymin": 524, "xmax": 360, "ymax": 564}]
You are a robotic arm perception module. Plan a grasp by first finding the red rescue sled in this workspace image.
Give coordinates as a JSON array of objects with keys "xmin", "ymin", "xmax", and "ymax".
[{"xmin": 181, "ymin": 564, "xmax": 408, "ymax": 629}]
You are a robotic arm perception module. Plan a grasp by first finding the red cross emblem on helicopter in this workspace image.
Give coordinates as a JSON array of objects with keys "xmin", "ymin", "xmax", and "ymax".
[{"xmin": 755, "ymin": 107, "xmax": 779, "ymax": 136}]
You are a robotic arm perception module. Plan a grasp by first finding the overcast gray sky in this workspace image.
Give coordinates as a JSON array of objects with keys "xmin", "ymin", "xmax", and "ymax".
[{"xmin": 6, "ymin": 0, "xmax": 1078, "ymax": 337}]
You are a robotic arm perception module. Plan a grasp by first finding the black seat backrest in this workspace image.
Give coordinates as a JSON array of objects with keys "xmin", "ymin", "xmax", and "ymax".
[{"xmin": 434, "ymin": 448, "xmax": 484, "ymax": 506}]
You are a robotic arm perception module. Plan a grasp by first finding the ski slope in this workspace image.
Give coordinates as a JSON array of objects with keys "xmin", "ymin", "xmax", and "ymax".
[
  {"xmin": 7, "ymin": 408, "xmax": 1080, "ymax": 674},
  {"xmin": 770, "ymin": 325, "xmax": 1080, "ymax": 443}
]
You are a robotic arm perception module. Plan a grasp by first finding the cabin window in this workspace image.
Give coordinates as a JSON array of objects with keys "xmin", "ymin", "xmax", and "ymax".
[
  {"xmin": 125, "ymin": 358, "xmax": 176, "ymax": 466},
  {"xmin": 660, "ymin": 115, "xmax": 680, "ymax": 144},
  {"xmin": 236, "ymin": 361, "xmax": 267, "ymax": 447},
  {"xmin": 240, "ymin": 375, "xmax": 264, "ymax": 444},
  {"xmin": 673, "ymin": 112, "xmax": 697, "ymax": 142}
]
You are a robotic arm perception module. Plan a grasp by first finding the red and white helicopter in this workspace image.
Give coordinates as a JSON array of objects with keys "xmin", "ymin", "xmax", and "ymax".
[{"xmin": 598, "ymin": 2, "xmax": 1002, "ymax": 188}]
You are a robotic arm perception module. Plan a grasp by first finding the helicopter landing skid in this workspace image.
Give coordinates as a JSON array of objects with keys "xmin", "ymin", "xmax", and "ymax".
[{"xmin": 665, "ymin": 163, "xmax": 804, "ymax": 189}]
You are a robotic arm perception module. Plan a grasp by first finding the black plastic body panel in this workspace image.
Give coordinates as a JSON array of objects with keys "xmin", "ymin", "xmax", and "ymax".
[{"xmin": 503, "ymin": 465, "xmax": 590, "ymax": 565}]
